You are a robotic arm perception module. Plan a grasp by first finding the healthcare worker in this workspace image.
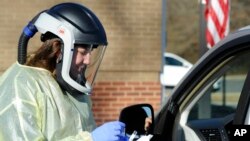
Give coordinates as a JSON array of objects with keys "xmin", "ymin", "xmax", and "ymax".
[{"xmin": 0, "ymin": 2, "xmax": 127, "ymax": 141}]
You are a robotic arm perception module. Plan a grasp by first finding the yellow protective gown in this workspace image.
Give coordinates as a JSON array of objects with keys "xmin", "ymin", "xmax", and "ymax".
[{"xmin": 0, "ymin": 62, "xmax": 96, "ymax": 141}]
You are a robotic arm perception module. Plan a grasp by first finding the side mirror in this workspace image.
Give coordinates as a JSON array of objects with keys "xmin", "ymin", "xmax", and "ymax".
[{"xmin": 119, "ymin": 104, "xmax": 154, "ymax": 137}]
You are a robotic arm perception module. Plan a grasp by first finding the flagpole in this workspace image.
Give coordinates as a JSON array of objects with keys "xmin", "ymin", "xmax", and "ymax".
[
  {"xmin": 199, "ymin": 0, "xmax": 208, "ymax": 57},
  {"xmin": 198, "ymin": 0, "xmax": 211, "ymax": 119}
]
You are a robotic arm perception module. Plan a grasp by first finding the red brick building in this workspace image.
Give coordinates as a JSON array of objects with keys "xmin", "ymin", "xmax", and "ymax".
[{"xmin": 0, "ymin": 0, "xmax": 162, "ymax": 125}]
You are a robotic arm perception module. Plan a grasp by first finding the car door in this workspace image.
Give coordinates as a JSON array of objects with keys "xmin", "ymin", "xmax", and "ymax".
[{"xmin": 153, "ymin": 26, "xmax": 250, "ymax": 141}]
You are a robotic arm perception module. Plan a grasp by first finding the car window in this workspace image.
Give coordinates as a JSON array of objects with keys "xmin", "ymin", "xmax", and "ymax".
[
  {"xmin": 165, "ymin": 57, "xmax": 183, "ymax": 66},
  {"xmin": 188, "ymin": 52, "xmax": 250, "ymax": 121},
  {"xmin": 171, "ymin": 52, "xmax": 250, "ymax": 141}
]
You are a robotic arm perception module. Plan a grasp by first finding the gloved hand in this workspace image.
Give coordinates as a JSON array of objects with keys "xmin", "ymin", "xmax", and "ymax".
[{"xmin": 91, "ymin": 121, "xmax": 128, "ymax": 141}]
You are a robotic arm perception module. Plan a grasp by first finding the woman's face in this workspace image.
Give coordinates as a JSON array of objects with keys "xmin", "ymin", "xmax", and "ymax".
[{"xmin": 70, "ymin": 45, "xmax": 92, "ymax": 83}]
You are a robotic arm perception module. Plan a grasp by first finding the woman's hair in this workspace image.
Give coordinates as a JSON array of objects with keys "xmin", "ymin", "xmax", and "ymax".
[{"xmin": 25, "ymin": 38, "xmax": 61, "ymax": 76}]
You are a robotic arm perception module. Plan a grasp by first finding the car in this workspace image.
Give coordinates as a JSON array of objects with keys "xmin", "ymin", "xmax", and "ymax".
[
  {"xmin": 160, "ymin": 52, "xmax": 222, "ymax": 91},
  {"xmin": 119, "ymin": 25, "xmax": 250, "ymax": 141},
  {"xmin": 160, "ymin": 52, "xmax": 193, "ymax": 88}
]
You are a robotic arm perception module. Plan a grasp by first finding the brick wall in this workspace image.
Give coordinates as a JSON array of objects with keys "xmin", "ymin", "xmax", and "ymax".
[
  {"xmin": 0, "ymin": 0, "xmax": 162, "ymax": 126},
  {"xmin": 92, "ymin": 81, "xmax": 161, "ymax": 125}
]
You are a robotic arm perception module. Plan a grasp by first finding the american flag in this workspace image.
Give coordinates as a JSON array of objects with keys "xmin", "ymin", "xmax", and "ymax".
[{"xmin": 205, "ymin": 0, "xmax": 230, "ymax": 48}]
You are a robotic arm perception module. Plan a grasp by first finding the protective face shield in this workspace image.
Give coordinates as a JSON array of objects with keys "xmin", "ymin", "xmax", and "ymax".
[
  {"xmin": 67, "ymin": 44, "xmax": 106, "ymax": 94},
  {"xmin": 19, "ymin": 3, "xmax": 108, "ymax": 95}
]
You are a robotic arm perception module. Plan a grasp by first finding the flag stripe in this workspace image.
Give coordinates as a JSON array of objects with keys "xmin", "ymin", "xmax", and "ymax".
[
  {"xmin": 207, "ymin": 17, "xmax": 220, "ymax": 44},
  {"xmin": 209, "ymin": 5, "xmax": 223, "ymax": 38},
  {"xmin": 206, "ymin": 29, "xmax": 215, "ymax": 48},
  {"xmin": 220, "ymin": 0, "xmax": 229, "ymax": 37}
]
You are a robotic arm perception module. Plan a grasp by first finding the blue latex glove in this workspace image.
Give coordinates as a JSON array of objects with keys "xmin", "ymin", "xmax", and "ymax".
[{"xmin": 91, "ymin": 121, "xmax": 128, "ymax": 141}]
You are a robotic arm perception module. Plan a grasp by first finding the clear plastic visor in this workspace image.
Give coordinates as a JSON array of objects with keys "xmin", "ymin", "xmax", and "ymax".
[{"xmin": 69, "ymin": 44, "xmax": 106, "ymax": 89}]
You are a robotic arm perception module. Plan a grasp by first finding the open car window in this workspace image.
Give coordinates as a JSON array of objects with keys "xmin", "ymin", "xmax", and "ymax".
[
  {"xmin": 174, "ymin": 51, "xmax": 250, "ymax": 141},
  {"xmin": 188, "ymin": 55, "xmax": 249, "ymax": 121}
]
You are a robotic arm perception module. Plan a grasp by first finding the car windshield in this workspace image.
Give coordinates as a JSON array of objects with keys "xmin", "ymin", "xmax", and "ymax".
[{"xmin": 165, "ymin": 57, "xmax": 183, "ymax": 66}]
